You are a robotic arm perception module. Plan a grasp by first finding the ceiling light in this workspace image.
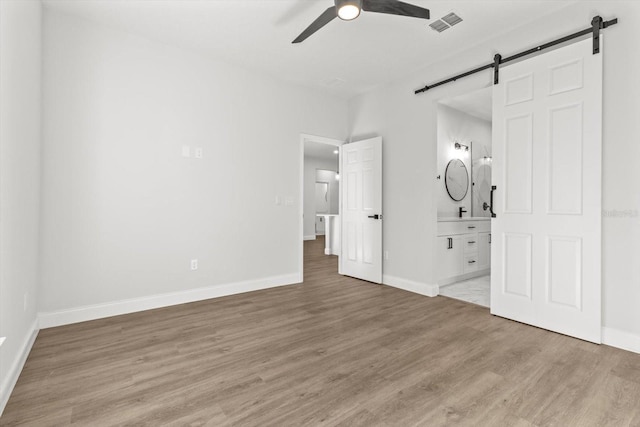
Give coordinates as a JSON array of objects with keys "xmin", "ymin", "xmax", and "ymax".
[{"xmin": 336, "ymin": 0, "xmax": 361, "ymax": 21}]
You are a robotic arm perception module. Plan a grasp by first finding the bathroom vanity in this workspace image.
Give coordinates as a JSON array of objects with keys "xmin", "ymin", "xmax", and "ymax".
[{"xmin": 437, "ymin": 218, "xmax": 490, "ymax": 285}]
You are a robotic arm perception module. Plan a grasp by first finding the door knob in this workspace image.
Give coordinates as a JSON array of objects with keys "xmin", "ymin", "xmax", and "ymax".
[{"xmin": 367, "ymin": 214, "xmax": 382, "ymax": 220}]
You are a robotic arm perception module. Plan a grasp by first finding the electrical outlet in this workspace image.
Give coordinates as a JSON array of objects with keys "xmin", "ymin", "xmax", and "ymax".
[
  {"xmin": 384, "ymin": 251, "xmax": 389, "ymax": 261},
  {"xmin": 190, "ymin": 259, "xmax": 198, "ymax": 270},
  {"xmin": 195, "ymin": 147, "xmax": 203, "ymax": 159},
  {"xmin": 275, "ymin": 196, "xmax": 282, "ymax": 206},
  {"xmin": 182, "ymin": 145, "xmax": 191, "ymax": 158}
]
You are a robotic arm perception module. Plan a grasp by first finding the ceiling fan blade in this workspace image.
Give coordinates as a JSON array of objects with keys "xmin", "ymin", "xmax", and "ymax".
[
  {"xmin": 362, "ymin": 0, "xmax": 430, "ymax": 20},
  {"xmin": 292, "ymin": 6, "xmax": 337, "ymax": 44}
]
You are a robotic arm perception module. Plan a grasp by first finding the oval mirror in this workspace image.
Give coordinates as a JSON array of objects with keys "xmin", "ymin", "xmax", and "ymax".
[{"xmin": 445, "ymin": 159, "xmax": 469, "ymax": 202}]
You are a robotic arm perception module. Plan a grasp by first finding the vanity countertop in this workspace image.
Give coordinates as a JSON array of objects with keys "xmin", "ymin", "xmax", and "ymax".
[{"xmin": 438, "ymin": 217, "xmax": 491, "ymax": 222}]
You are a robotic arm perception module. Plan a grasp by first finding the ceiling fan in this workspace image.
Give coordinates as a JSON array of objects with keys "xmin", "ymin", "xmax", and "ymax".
[{"xmin": 292, "ymin": 0, "xmax": 430, "ymax": 44}]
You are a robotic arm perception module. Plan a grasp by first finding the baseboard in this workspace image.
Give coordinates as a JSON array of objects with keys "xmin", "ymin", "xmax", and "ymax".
[
  {"xmin": 303, "ymin": 235, "xmax": 316, "ymax": 241},
  {"xmin": 38, "ymin": 273, "xmax": 300, "ymax": 329},
  {"xmin": 602, "ymin": 327, "xmax": 640, "ymax": 354},
  {"xmin": 382, "ymin": 274, "xmax": 439, "ymax": 297},
  {"xmin": 0, "ymin": 319, "xmax": 39, "ymax": 417}
]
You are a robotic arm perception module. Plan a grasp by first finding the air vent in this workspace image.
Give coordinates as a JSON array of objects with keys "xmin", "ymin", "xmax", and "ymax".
[
  {"xmin": 429, "ymin": 12, "xmax": 463, "ymax": 33},
  {"xmin": 441, "ymin": 12, "xmax": 463, "ymax": 27},
  {"xmin": 429, "ymin": 19, "xmax": 449, "ymax": 33}
]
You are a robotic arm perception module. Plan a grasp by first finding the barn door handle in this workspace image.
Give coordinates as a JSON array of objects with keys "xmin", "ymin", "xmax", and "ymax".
[{"xmin": 490, "ymin": 185, "xmax": 497, "ymax": 218}]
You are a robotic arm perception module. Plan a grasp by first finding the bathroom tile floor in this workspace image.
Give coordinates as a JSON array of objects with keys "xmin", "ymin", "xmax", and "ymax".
[{"xmin": 439, "ymin": 275, "xmax": 490, "ymax": 308}]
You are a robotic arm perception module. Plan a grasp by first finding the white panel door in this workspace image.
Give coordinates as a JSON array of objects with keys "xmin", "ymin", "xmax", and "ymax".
[
  {"xmin": 341, "ymin": 137, "xmax": 382, "ymax": 283},
  {"xmin": 491, "ymin": 37, "xmax": 602, "ymax": 343}
]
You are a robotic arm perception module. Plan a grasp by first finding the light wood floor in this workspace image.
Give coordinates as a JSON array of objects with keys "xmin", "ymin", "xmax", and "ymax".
[{"xmin": 2, "ymin": 237, "xmax": 640, "ymax": 426}]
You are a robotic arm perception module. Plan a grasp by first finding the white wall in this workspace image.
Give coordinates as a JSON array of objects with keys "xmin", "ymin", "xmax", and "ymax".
[
  {"xmin": 303, "ymin": 156, "xmax": 338, "ymax": 238},
  {"xmin": 436, "ymin": 104, "xmax": 491, "ymax": 218},
  {"xmin": 39, "ymin": 10, "xmax": 348, "ymax": 319},
  {"xmin": 349, "ymin": 1, "xmax": 640, "ymax": 342},
  {"xmin": 0, "ymin": 0, "xmax": 42, "ymax": 412}
]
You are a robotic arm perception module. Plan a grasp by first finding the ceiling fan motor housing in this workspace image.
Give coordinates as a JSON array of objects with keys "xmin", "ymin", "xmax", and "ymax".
[{"xmin": 335, "ymin": 0, "xmax": 363, "ymax": 20}]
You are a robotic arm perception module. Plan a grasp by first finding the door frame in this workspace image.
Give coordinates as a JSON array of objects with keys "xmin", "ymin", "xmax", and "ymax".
[{"xmin": 298, "ymin": 134, "xmax": 344, "ymax": 283}]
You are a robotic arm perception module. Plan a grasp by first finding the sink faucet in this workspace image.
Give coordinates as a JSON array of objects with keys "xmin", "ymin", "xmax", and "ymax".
[{"xmin": 459, "ymin": 207, "xmax": 467, "ymax": 218}]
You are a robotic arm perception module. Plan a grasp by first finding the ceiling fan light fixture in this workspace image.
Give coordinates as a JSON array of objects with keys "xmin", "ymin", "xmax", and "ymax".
[{"xmin": 336, "ymin": 0, "xmax": 361, "ymax": 21}]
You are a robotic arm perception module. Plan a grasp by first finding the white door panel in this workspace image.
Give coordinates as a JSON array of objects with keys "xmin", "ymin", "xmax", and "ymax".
[
  {"xmin": 491, "ymin": 37, "xmax": 602, "ymax": 343},
  {"xmin": 341, "ymin": 137, "xmax": 382, "ymax": 283}
]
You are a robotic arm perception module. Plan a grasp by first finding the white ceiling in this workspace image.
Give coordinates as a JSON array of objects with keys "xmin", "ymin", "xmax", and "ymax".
[
  {"xmin": 42, "ymin": 0, "xmax": 578, "ymax": 99},
  {"xmin": 440, "ymin": 86, "xmax": 492, "ymax": 121},
  {"xmin": 304, "ymin": 140, "xmax": 339, "ymax": 163}
]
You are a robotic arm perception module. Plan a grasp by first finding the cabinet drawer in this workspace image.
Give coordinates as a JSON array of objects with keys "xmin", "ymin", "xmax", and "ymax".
[
  {"xmin": 460, "ymin": 221, "xmax": 490, "ymax": 233},
  {"xmin": 437, "ymin": 220, "xmax": 491, "ymax": 236},
  {"xmin": 464, "ymin": 254, "xmax": 478, "ymax": 273},
  {"xmin": 463, "ymin": 235, "xmax": 478, "ymax": 254}
]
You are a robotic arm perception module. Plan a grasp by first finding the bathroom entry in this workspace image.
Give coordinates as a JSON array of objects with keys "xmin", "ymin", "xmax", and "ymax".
[{"xmin": 436, "ymin": 86, "xmax": 493, "ymax": 307}]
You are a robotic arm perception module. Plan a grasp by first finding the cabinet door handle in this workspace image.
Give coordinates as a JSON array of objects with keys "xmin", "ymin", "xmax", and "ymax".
[
  {"xmin": 447, "ymin": 237, "xmax": 452, "ymax": 249},
  {"xmin": 468, "ymin": 260, "xmax": 476, "ymax": 264},
  {"xmin": 467, "ymin": 226, "xmax": 476, "ymax": 229},
  {"xmin": 489, "ymin": 233, "xmax": 491, "ymax": 244},
  {"xmin": 490, "ymin": 185, "xmax": 497, "ymax": 218},
  {"xmin": 468, "ymin": 241, "xmax": 476, "ymax": 244}
]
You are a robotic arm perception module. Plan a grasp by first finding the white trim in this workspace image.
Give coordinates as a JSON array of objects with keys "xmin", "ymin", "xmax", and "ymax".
[
  {"xmin": 303, "ymin": 235, "xmax": 316, "ymax": 241},
  {"xmin": 383, "ymin": 274, "xmax": 439, "ymax": 297},
  {"xmin": 0, "ymin": 319, "xmax": 39, "ymax": 417},
  {"xmin": 38, "ymin": 274, "xmax": 300, "ymax": 329},
  {"xmin": 602, "ymin": 327, "xmax": 640, "ymax": 354},
  {"xmin": 0, "ymin": 337, "xmax": 5, "ymax": 347}
]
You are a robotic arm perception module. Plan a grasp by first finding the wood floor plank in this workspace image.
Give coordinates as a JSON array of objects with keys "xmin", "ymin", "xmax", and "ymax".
[{"xmin": 2, "ymin": 236, "xmax": 640, "ymax": 426}]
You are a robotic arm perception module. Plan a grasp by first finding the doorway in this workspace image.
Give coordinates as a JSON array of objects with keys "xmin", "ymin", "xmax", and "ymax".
[
  {"xmin": 436, "ymin": 86, "xmax": 493, "ymax": 308},
  {"xmin": 299, "ymin": 134, "xmax": 343, "ymax": 281}
]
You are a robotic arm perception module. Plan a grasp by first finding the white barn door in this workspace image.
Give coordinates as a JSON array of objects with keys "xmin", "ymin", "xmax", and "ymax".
[
  {"xmin": 341, "ymin": 137, "xmax": 382, "ymax": 283},
  {"xmin": 491, "ymin": 37, "xmax": 603, "ymax": 343}
]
